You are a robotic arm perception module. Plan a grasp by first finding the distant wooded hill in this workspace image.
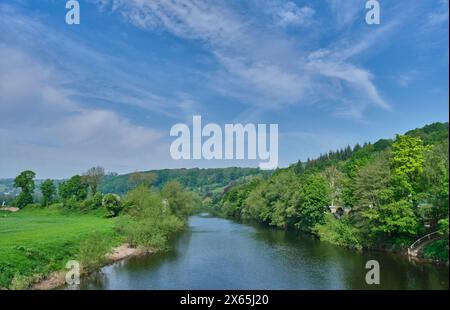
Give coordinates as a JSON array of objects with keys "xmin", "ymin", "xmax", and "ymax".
[{"xmin": 99, "ymin": 167, "xmax": 271, "ymax": 195}]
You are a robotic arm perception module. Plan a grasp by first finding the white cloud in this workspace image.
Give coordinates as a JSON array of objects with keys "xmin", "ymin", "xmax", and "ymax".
[
  {"xmin": 103, "ymin": 0, "xmax": 244, "ymax": 44},
  {"xmin": 0, "ymin": 44, "xmax": 165, "ymax": 178},
  {"xmin": 307, "ymin": 59, "xmax": 389, "ymax": 110},
  {"xmin": 95, "ymin": 0, "xmax": 390, "ymax": 116},
  {"xmin": 0, "ymin": 4, "xmax": 198, "ymax": 119},
  {"xmin": 275, "ymin": 2, "xmax": 315, "ymax": 28}
]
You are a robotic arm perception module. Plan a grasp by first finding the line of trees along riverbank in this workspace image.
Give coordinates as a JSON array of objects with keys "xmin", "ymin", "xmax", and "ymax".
[{"xmin": 212, "ymin": 122, "xmax": 449, "ymax": 262}]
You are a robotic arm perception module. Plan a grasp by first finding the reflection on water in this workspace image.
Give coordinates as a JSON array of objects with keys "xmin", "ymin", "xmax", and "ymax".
[{"xmin": 78, "ymin": 214, "xmax": 449, "ymax": 290}]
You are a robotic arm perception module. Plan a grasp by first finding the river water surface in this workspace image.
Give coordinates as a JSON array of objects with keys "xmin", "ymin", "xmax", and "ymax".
[{"xmin": 79, "ymin": 214, "xmax": 448, "ymax": 289}]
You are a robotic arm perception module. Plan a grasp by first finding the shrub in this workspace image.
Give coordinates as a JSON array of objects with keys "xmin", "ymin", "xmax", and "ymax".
[
  {"xmin": 81, "ymin": 192, "xmax": 103, "ymax": 212},
  {"xmin": 102, "ymin": 194, "xmax": 122, "ymax": 217},
  {"xmin": 422, "ymin": 239, "xmax": 449, "ymax": 262},
  {"xmin": 62, "ymin": 197, "xmax": 81, "ymax": 211},
  {"xmin": 77, "ymin": 233, "xmax": 112, "ymax": 273},
  {"xmin": 10, "ymin": 274, "xmax": 33, "ymax": 290},
  {"xmin": 116, "ymin": 185, "xmax": 185, "ymax": 250},
  {"xmin": 316, "ymin": 213, "xmax": 362, "ymax": 250}
]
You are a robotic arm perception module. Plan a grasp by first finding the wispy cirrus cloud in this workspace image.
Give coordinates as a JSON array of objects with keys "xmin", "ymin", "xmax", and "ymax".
[
  {"xmin": 0, "ymin": 42, "xmax": 168, "ymax": 178},
  {"xmin": 0, "ymin": 4, "xmax": 184, "ymax": 178},
  {"xmin": 2, "ymin": 0, "xmax": 445, "ymax": 178},
  {"xmin": 0, "ymin": 3, "xmax": 198, "ymax": 119},
  {"xmin": 94, "ymin": 0, "xmax": 391, "ymax": 117}
]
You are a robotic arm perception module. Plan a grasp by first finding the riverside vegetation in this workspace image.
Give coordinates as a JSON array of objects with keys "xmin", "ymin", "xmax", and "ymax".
[
  {"xmin": 0, "ymin": 122, "xmax": 448, "ymax": 289},
  {"xmin": 212, "ymin": 123, "xmax": 449, "ymax": 261},
  {"xmin": 0, "ymin": 168, "xmax": 200, "ymax": 289}
]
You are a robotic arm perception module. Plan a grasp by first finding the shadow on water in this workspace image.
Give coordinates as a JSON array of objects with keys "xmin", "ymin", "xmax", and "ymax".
[{"xmin": 77, "ymin": 214, "xmax": 449, "ymax": 290}]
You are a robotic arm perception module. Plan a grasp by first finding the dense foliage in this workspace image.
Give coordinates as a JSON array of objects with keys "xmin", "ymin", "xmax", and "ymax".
[
  {"xmin": 1, "ymin": 169, "xmax": 199, "ymax": 289},
  {"xmin": 215, "ymin": 122, "xmax": 449, "ymax": 259},
  {"xmin": 116, "ymin": 183, "xmax": 194, "ymax": 250},
  {"xmin": 13, "ymin": 170, "xmax": 36, "ymax": 209}
]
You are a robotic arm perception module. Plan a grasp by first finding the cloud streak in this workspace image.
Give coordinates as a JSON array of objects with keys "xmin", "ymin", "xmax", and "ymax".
[
  {"xmin": 0, "ymin": 20, "xmax": 167, "ymax": 178},
  {"xmin": 95, "ymin": 0, "xmax": 390, "ymax": 116}
]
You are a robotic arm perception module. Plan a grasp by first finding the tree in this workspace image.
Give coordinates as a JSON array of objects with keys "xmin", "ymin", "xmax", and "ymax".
[
  {"xmin": 390, "ymin": 134, "xmax": 427, "ymax": 199},
  {"xmin": 83, "ymin": 166, "xmax": 105, "ymax": 195},
  {"xmin": 244, "ymin": 182, "xmax": 272, "ymax": 223},
  {"xmin": 127, "ymin": 171, "xmax": 156, "ymax": 189},
  {"xmin": 59, "ymin": 175, "xmax": 88, "ymax": 201},
  {"xmin": 295, "ymin": 174, "xmax": 330, "ymax": 232},
  {"xmin": 161, "ymin": 180, "xmax": 194, "ymax": 218},
  {"xmin": 40, "ymin": 179, "xmax": 56, "ymax": 207},
  {"xmin": 362, "ymin": 200, "xmax": 418, "ymax": 237},
  {"xmin": 14, "ymin": 170, "xmax": 36, "ymax": 208},
  {"xmin": 102, "ymin": 193, "xmax": 122, "ymax": 217},
  {"xmin": 353, "ymin": 154, "xmax": 393, "ymax": 217},
  {"xmin": 323, "ymin": 165, "xmax": 343, "ymax": 207},
  {"xmin": 418, "ymin": 141, "xmax": 449, "ymax": 228}
]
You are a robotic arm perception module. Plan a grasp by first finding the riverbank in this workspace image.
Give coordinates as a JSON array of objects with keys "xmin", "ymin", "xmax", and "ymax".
[
  {"xmin": 77, "ymin": 215, "xmax": 449, "ymax": 290},
  {"xmin": 0, "ymin": 208, "xmax": 116, "ymax": 289},
  {"xmin": 234, "ymin": 214, "xmax": 448, "ymax": 266},
  {"xmin": 32, "ymin": 243, "xmax": 151, "ymax": 290},
  {"xmin": 0, "ymin": 184, "xmax": 193, "ymax": 290}
]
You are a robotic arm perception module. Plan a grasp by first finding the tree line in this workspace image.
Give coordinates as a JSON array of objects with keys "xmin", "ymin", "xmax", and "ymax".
[
  {"xmin": 10, "ymin": 167, "xmax": 201, "ymax": 219},
  {"xmin": 214, "ymin": 122, "xmax": 449, "ymax": 261}
]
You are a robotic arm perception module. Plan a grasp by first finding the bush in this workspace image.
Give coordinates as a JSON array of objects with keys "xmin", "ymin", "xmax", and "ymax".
[
  {"xmin": 62, "ymin": 197, "xmax": 81, "ymax": 211},
  {"xmin": 15, "ymin": 192, "xmax": 33, "ymax": 209},
  {"xmin": 316, "ymin": 213, "xmax": 362, "ymax": 250},
  {"xmin": 116, "ymin": 185, "xmax": 185, "ymax": 250},
  {"xmin": 10, "ymin": 274, "xmax": 33, "ymax": 290},
  {"xmin": 77, "ymin": 233, "xmax": 112, "ymax": 273},
  {"xmin": 81, "ymin": 192, "xmax": 103, "ymax": 212},
  {"xmin": 422, "ymin": 239, "xmax": 449, "ymax": 262},
  {"xmin": 102, "ymin": 194, "xmax": 122, "ymax": 217}
]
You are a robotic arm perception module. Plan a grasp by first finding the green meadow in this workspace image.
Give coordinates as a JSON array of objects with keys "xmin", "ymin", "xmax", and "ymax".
[{"xmin": 0, "ymin": 207, "xmax": 117, "ymax": 288}]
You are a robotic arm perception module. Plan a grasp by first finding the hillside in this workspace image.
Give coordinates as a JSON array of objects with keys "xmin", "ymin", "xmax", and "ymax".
[
  {"xmin": 100, "ymin": 167, "xmax": 270, "ymax": 195},
  {"xmin": 214, "ymin": 122, "xmax": 449, "ymax": 261}
]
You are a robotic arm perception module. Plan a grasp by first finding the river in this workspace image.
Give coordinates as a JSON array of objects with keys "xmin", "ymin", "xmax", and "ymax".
[{"xmin": 79, "ymin": 214, "xmax": 449, "ymax": 290}]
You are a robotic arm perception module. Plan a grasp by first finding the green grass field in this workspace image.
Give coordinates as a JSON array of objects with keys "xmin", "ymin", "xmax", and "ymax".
[{"xmin": 0, "ymin": 207, "xmax": 117, "ymax": 288}]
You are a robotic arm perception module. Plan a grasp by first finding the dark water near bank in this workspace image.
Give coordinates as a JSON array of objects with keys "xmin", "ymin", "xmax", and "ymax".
[{"xmin": 79, "ymin": 214, "xmax": 448, "ymax": 289}]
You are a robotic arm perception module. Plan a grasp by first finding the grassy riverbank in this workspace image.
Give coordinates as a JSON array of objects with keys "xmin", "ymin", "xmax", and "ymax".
[
  {"xmin": 0, "ymin": 181, "xmax": 197, "ymax": 289},
  {"xmin": 0, "ymin": 207, "xmax": 118, "ymax": 289}
]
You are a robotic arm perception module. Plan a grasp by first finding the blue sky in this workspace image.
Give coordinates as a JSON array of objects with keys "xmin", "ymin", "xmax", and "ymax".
[{"xmin": 0, "ymin": 0, "xmax": 448, "ymax": 178}]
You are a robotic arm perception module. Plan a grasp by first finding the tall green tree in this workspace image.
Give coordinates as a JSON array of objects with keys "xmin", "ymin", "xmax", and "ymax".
[
  {"xmin": 40, "ymin": 179, "xmax": 56, "ymax": 207},
  {"xmin": 362, "ymin": 200, "xmax": 418, "ymax": 238},
  {"xmin": 390, "ymin": 134, "xmax": 427, "ymax": 199},
  {"xmin": 354, "ymin": 154, "xmax": 392, "ymax": 210},
  {"xmin": 161, "ymin": 180, "xmax": 194, "ymax": 218},
  {"xmin": 418, "ymin": 140, "xmax": 449, "ymax": 228},
  {"xmin": 14, "ymin": 170, "xmax": 36, "ymax": 208},
  {"xmin": 59, "ymin": 175, "xmax": 89, "ymax": 202},
  {"xmin": 295, "ymin": 174, "xmax": 330, "ymax": 232}
]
